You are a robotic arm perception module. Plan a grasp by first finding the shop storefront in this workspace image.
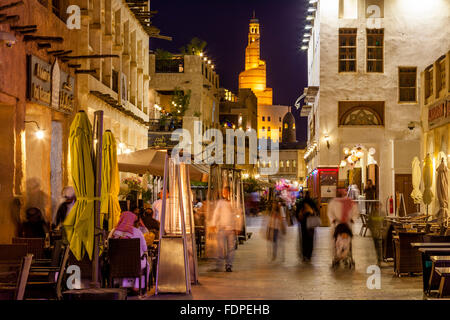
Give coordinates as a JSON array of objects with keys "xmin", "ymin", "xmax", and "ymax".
[{"xmin": 0, "ymin": 2, "xmax": 78, "ymax": 242}]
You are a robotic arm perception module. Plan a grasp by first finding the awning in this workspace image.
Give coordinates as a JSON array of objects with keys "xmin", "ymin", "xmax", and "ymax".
[{"xmin": 117, "ymin": 148, "xmax": 209, "ymax": 181}]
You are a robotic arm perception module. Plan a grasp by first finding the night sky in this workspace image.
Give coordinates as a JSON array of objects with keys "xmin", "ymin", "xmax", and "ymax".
[{"xmin": 150, "ymin": 0, "xmax": 309, "ymax": 142}]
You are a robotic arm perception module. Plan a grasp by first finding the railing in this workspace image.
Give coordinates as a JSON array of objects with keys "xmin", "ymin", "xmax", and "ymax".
[
  {"xmin": 148, "ymin": 118, "xmax": 182, "ymax": 132},
  {"xmin": 155, "ymin": 58, "xmax": 184, "ymax": 73}
]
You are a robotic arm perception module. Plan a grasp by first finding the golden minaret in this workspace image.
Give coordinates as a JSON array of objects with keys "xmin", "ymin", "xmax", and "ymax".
[{"xmin": 238, "ymin": 13, "xmax": 273, "ymax": 106}]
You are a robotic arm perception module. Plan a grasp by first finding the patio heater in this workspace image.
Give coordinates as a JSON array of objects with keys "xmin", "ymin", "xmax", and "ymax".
[
  {"xmin": 205, "ymin": 165, "xmax": 247, "ymax": 258},
  {"xmin": 156, "ymin": 154, "xmax": 198, "ymax": 294},
  {"xmin": 92, "ymin": 110, "xmax": 103, "ymax": 287}
]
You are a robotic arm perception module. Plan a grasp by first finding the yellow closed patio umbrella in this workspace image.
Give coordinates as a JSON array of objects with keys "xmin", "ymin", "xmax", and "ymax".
[
  {"xmin": 411, "ymin": 157, "xmax": 422, "ymax": 205},
  {"xmin": 64, "ymin": 110, "xmax": 96, "ymax": 261},
  {"xmin": 100, "ymin": 130, "xmax": 121, "ymax": 231},
  {"xmin": 423, "ymin": 154, "xmax": 434, "ymax": 218}
]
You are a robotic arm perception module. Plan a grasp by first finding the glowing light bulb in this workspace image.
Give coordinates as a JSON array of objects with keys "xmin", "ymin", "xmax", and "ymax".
[{"xmin": 36, "ymin": 130, "xmax": 44, "ymax": 139}]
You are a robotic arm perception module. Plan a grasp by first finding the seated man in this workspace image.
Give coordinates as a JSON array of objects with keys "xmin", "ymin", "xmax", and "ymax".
[{"xmin": 108, "ymin": 211, "xmax": 149, "ymax": 295}]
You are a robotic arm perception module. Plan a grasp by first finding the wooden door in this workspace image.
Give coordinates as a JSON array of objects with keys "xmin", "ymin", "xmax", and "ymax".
[{"xmin": 395, "ymin": 174, "xmax": 416, "ymax": 215}]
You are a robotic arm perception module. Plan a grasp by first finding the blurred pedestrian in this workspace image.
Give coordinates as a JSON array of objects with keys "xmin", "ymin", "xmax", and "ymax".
[
  {"xmin": 295, "ymin": 191, "xmax": 319, "ymax": 262},
  {"xmin": 53, "ymin": 186, "xmax": 76, "ymax": 230},
  {"xmin": 267, "ymin": 199, "xmax": 287, "ymax": 261},
  {"xmin": 328, "ymin": 194, "xmax": 359, "ymax": 268},
  {"xmin": 152, "ymin": 189, "xmax": 168, "ymax": 222},
  {"xmin": 364, "ymin": 179, "xmax": 376, "ymax": 215},
  {"xmin": 211, "ymin": 186, "xmax": 241, "ymax": 272},
  {"xmin": 19, "ymin": 207, "xmax": 49, "ymax": 238}
]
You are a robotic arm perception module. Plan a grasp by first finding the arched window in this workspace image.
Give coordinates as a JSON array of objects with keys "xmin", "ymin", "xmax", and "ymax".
[
  {"xmin": 280, "ymin": 161, "xmax": 284, "ymax": 168},
  {"xmin": 286, "ymin": 160, "xmax": 290, "ymax": 168},
  {"xmin": 293, "ymin": 160, "xmax": 297, "ymax": 168},
  {"xmin": 284, "ymin": 123, "xmax": 288, "ymax": 129},
  {"xmin": 257, "ymin": 160, "xmax": 260, "ymax": 168}
]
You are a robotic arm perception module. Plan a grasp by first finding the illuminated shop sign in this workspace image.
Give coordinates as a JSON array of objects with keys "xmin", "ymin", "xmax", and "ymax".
[
  {"xmin": 428, "ymin": 100, "xmax": 449, "ymax": 129},
  {"xmin": 27, "ymin": 55, "xmax": 75, "ymax": 113}
]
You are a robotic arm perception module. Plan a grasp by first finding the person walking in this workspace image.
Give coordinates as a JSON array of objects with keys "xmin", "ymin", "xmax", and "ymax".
[
  {"xmin": 211, "ymin": 186, "xmax": 241, "ymax": 272},
  {"xmin": 267, "ymin": 199, "xmax": 287, "ymax": 261},
  {"xmin": 364, "ymin": 179, "xmax": 376, "ymax": 215},
  {"xmin": 295, "ymin": 191, "xmax": 319, "ymax": 262},
  {"xmin": 327, "ymin": 194, "xmax": 359, "ymax": 268},
  {"xmin": 151, "ymin": 189, "xmax": 166, "ymax": 222},
  {"xmin": 53, "ymin": 186, "xmax": 76, "ymax": 230}
]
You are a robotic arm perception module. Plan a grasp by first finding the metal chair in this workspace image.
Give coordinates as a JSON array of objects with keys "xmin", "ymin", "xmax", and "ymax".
[
  {"xmin": 359, "ymin": 213, "xmax": 369, "ymax": 237},
  {"xmin": 108, "ymin": 238, "xmax": 148, "ymax": 295}
]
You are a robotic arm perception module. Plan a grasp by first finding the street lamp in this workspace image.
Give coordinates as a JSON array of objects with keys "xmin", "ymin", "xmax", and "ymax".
[
  {"xmin": 24, "ymin": 120, "xmax": 45, "ymax": 139},
  {"xmin": 324, "ymin": 134, "xmax": 330, "ymax": 149}
]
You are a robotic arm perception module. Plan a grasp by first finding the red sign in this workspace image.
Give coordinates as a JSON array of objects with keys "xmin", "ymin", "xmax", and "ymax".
[{"xmin": 429, "ymin": 103, "xmax": 445, "ymax": 122}]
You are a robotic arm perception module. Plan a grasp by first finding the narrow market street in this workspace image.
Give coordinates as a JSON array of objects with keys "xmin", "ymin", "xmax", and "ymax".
[{"xmin": 148, "ymin": 216, "xmax": 423, "ymax": 300}]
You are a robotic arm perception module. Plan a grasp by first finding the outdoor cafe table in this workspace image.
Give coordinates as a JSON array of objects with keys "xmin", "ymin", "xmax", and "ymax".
[{"xmin": 411, "ymin": 244, "xmax": 450, "ymax": 293}]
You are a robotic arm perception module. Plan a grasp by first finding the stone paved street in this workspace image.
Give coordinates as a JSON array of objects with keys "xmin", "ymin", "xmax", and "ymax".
[{"xmin": 147, "ymin": 216, "xmax": 424, "ymax": 300}]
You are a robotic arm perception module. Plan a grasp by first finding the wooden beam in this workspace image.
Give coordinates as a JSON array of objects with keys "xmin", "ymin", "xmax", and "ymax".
[
  {"xmin": 68, "ymin": 64, "xmax": 81, "ymax": 68},
  {"xmin": 60, "ymin": 54, "xmax": 119, "ymax": 59},
  {"xmin": 18, "ymin": 29, "xmax": 37, "ymax": 34},
  {"xmin": 0, "ymin": 1, "xmax": 24, "ymax": 12},
  {"xmin": 10, "ymin": 25, "xmax": 36, "ymax": 30},
  {"xmin": 37, "ymin": 43, "xmax": 51, "ymax": 49},
  {"xmin": 53, "ymin": 50, "xmax": 73, "ymax": 56},
  {"xmin": 23, "ymin": 35, "xmax": 63, "ymax": 43},
  {"xmin": 47, "ymin": 49, "xmax": 65, "ymax": 54},
  {"xmin": 150, "ymin": 34, "xmax": 172, "ymax": 41},
  {"xmin": 0, "ymin": 15, "xmax": 19, "ymax": 23},
  {"xmin": 75, "ymin": 69, "xmax": 97, "ymax": 74}
]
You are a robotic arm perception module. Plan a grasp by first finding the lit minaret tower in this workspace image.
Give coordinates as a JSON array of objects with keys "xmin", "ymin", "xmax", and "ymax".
[{"xmin": 239, "ymin": 12, "xmax": 273, "ymax": 106}]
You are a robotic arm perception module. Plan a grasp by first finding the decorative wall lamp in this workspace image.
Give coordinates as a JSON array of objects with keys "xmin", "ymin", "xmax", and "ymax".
[
  {"xmin": 324, "ymin": 134, "xmax": 330, "ymax": 149},
  {"xmin": 24, "ymin": 120, "xmax": 44, "ymax": 139}
]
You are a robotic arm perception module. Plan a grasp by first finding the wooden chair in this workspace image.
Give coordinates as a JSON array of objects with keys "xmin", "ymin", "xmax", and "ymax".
[
  {"xmin": 108, "ymin": 238, "xmax": 148, "ymax": 296},
  {"xmin": 393, "ymin": 232, "xmax": 425, "ymax": 276},
  {"xmin": 12, "ymin": 237, "xmax": 45, "ymax": 260},
  {"xmin": 25, "ymin": 244, "xmax": 70, "ymax": 300},
  {"xmin": 0, "ymin": 254, "xmax": 33, "ymax": 300}
]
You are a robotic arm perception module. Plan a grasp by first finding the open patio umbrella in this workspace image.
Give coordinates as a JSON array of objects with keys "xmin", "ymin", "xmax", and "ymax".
[
  {"xmin": 436, "ymin": 157, "xmax": 448, "ymax": 227},
  {"xmin": 423, "ymin": 154, "xmax": 434, "ymax": 218},
  {"xmin": 411, "ymin": 157, "xmax": 422, "ymax": 205},
  {"xmin": 64, "ymin": 111, "xmax": 96, "ymax": 261},
  {"xmin": 100, "ymin": 130, "xmax": 121, "ymax": 231},
  {"xmin": 117, "ymin": 148, "xmax": 209, "ymax": 181}
]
